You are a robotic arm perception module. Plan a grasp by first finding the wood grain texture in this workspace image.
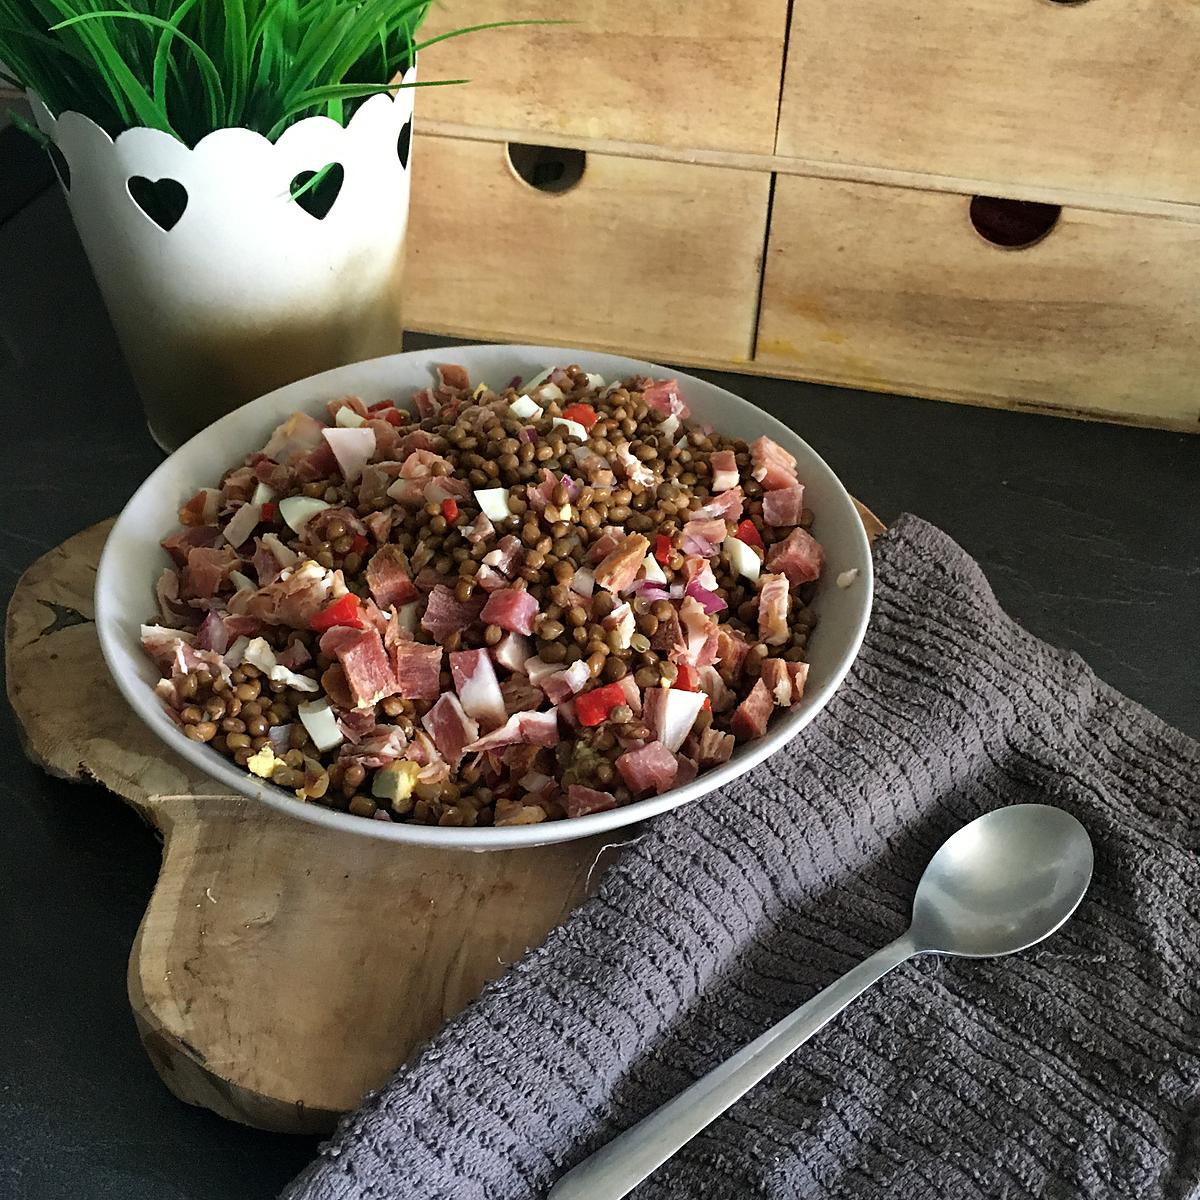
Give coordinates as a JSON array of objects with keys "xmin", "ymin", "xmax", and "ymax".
[
  {"xmin": 777, "ymin": 0, "xmax": 1200, "ymax": 205},
  {"xmin": 4, "ymin": 511, "xmax": 880, "ymax": 1133},
  {"xmin": 414, "ymin": 119, "xmax": 1200, "ymax": 225},
  {"xmin": 756, "ymin": 175, "xmax": 1200, "ymax": 429},
  {"xmin": 416, "ymin": 0, "xmax": 790, "ymax": 155},
  {"xmin": 404, "ymin": 134, "xmax": 771, "ymax": 365}
]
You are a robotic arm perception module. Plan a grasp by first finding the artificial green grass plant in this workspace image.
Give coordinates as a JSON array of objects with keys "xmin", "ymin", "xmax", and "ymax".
[{"xmin": 0, "ymin": 0, "xmax": 534, "ymax": 145}]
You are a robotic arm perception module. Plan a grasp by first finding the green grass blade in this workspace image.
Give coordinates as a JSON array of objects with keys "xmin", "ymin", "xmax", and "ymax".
[{"xmin": 51, "ymin": 9, "xmax": 226, "ymax": 130}]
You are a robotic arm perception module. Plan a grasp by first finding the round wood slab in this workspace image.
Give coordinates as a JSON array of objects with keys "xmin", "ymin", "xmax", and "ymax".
[{"xmin": 6, "ymin": 508, "xmax": 884, "ymax": 1135}]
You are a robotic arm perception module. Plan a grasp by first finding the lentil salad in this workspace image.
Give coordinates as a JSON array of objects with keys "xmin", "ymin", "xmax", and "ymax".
[{"xmin": 141, "ymin": 365, "xmax": 825, "ymax": 828}]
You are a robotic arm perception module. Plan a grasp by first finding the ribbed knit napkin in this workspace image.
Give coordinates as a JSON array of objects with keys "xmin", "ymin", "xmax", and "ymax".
[{"xmin": 284, "ymin": 515, "xmax": 1200, "ymax": 1200}]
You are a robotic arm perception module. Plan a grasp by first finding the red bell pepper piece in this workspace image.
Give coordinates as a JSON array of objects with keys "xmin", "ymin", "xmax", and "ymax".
[
  {"xmin": 309, "ymin": 593, "xmax": 364, "ymax": 632},
  {"xmin": 260, "ymin": 501, "xmax": 278, "ymax": 523},
  {"xmin": 675, "ymin": 663, "xmax": 700, "ymax": 692},
  {"xmin": 366, "ymin": 400, "xmax": 394, "ymax": 412},
  {"xmin": 561, "ymin": 403, "xmax": 598, "ymax": 431},
  {"xmin": 441, "ymin": 499, "xmax": 459, "ymax": 523},
  {"xmin": 735, "ymin": 519, "xmax": 764, "ymax": 552},
  {"xmin": 575, "ymin": 682, "xmax": 629, "ymax": 727},
  {"xmin": 350, "ymin": 533, "xmax": 369, "ymax": 555},
  {"xmin": 654, "ymin": 534, "xmax": 673, "ymax": 565},
  {"xmin": 377, "ymin": 408, "xmax": 405, "ymax": 427}
]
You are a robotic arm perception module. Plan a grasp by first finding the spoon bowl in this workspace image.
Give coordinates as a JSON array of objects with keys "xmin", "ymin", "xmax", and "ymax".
[{"xmin": 910, "ymin": 804, "xmax": 1094, "ymax": 957}]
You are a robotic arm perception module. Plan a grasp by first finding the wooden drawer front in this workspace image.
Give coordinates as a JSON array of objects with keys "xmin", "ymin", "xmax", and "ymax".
[
  {"xmin": 757, "ymin": 176, "xmax": 1200, "ymax": 427},
  {"xmin": 405, "ymin": 135, "xmax": 770, "ymax": 364},
  {"xmin": 417, "ymin": 1, "xmax": 790, "ymax": 155},
  {"xmin": 777, "ymin": 0, "xmax": 1200, "ymax": 204}
]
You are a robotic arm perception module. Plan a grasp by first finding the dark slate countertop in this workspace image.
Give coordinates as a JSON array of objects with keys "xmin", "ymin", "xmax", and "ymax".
[{"xmin": 1, "ymin": 179, "xmax": 1197, "ymax": 1200}]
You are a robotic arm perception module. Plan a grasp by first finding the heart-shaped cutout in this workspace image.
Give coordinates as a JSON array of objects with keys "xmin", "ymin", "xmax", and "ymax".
[
  {"xmin": 397, "ymin": 119, "xmax": 412, "ymax": 170},
  {"xmin": 290, "ymin": 162, "xmax": 344, "ymax": 219},
  {"xmin": 128, "ymin": 176, "xmax": 188, "ymax": 231}
]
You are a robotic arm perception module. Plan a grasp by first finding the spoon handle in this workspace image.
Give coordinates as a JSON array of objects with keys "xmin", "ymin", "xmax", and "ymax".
[{"xmin": 548, "ymin": 933, "xmax": 918, "ymax": 1200}]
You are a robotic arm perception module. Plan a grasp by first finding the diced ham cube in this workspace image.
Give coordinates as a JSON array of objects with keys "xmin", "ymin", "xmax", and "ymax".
[
  {"xmin": 540, "ymin": 660, "xmax": 591, "ymax": 705},
  {"xmin": 565, "ymin": 785, "xmax": 618, "ymax": 818},
  {"xmin": 319, "ymin": 626, "xmax": 397, "ymax": 708},
  {"xmin": 390, "ymin": 641, "xmax": 442, "ymax": 700},
  {"xmin": 437, "ymin": 363, "xmax": 470, "ymax": 392},
  {"xmin": 716, "ymin": 627, "xmax": 751, "ymax": 680},
  {"xmin": 731, "ymin": 678, "xmax": 774, "ymax": 741},
  {"xmin": 673, "ymin": 596, "xmax": 720, "ymax": 667},
  {"xmin": 760, "ymin": 658, "xmax": 795, "ymax": 705},
  {"xmin": 479, "ymin": 587, "xmax": 538, "ymax": 636},
  {"xmin": 366, "ymin": 545, "xmax": 418, "ymax": 609},
  {"xmin": 466, "ymin": 512, "xmax": 495, "ymax": 545},
  {"xmin": 464, "ymin": 709, "xmax": 559, "ymax": 753},
  {"xmin": 336, "ymin": 724, "xmax": 407, "ymax": 769},
  {"xmin": 681, "ymin": 518, "xmax": 727, "ymax": 559},
  {"xmin": 421, "ymin": 694, "xmax": 479, "ymax": 766},
  {"xmin": 673, "ymin": 755, "xmax": 699, "ymax": 787},
  {"xmin": 474, "ymin": 564, "xmax": 510, "ymax": 592},
  {"xmin": 696, "ymin": 487, "xmax": 744, "ymax": 524},
  {"xmin": 362, "ymin": 509, "xmax": 394, "ymax": 544},
  {"xmin": 766, "ymin": 527, "xmax": 824, "ymax": 586},
  {"xmin": 616, "ymin": 741, "xmax": 679, "ymax": 796},
  {"xmin": 481, "ymin": 535, "xmax": 524, "ymax": 579},
  {"xmin": 762, "ymin": 485, "xmax": 805, "ymax": 528},
  {"xmin": 758, "ymin": 573, "xmax": 790, "ymax": 646},
  {"xmin": 787, "ymin": 661, "xmax": 810, "ymax": 702},
  {"xmin": 594, "ymin": 534, "xmax": 651, "ymax": 594},
  {"xmin": 698, "ymin": 665, "xmax": 736, "ymax": 713},
  {"xmin": 697, "ymin": 727, "xmax": 736, "ymax": 766},
  {"xmin": 613, "ymin": 444, "xmax": 655, "ymax": 488},
  {"xmin": 640, "ymin": 378, "xmax": 690, "ymax": 420},
  {"xmin": 586, "ymin": 532, "xmax": 621, "ymax": 567},
  {"xmin": 183, "ymin": 545, "xmax": 240, "ymax": 598},
  {"xmin": 450, "ymin": 648, "xmax": 507, "ymax": 730},
  {"xmin": 161, "ymin": 525, "xmax": 222, "ymax": 567},
  {"xmin": 421, "ymin": 584, "xmax": 485, "ymax": 644},
  {"xmin": 261, "ymin": 411, "xmax": 326, "ymax": 466},
  {"xmin": 749, "ymin": 436, "xmax": 799, "ymax": 490},
  {"xmin": 710, "ymin": 449, "xmax": 739, "ymax": 492}
]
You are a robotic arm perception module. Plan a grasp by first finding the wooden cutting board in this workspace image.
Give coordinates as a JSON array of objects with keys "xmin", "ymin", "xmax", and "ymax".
[{"xmin": 6, "ymin": 508, "xmax": 884, "ymax": 1135}]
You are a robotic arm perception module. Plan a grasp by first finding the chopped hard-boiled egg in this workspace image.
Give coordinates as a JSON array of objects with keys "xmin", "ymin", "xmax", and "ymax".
[
  {"xmin": 520, "ymin": 367, "xmax": 554, "ymax": 395},
  {"xmin": 335, "ymin": 405, "xmax": 366, "ymax": 428},
  {"xmin": 640, "ymin": 555, "xmax": 667, "ymax": 584},
  {"xmin": 297, "ymin": 698, "xmax": 344, "ymax": 753},
  {"xmin": 724, "ymin": 535, "xmax": 762, "ymax": 583},
  {"xmin": 278, "ymin": 495, "xmax": 330, "ymax": 534},
  {"xmin": 243, "ymin": 637, "xmax": 319, "ymax": 693},
  {"xmin": 246, "ymin": 744, "xmax": 278, "ymax": 779},
  {"xmin": 474, "ymin": 487, "xmax": 513, "ymax": 522},
  {"xmin": 551, "ymin": 416, "xmax": 587, "ymax": 441},
  {"xmin": 508, "ymin": 394, "xmax": 541, "ymax": 420}
]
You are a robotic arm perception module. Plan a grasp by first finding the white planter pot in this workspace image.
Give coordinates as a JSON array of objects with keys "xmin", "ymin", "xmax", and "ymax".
[{"xmin": 31, "ymin": 85, "xmax": 415, "ymax": 450}]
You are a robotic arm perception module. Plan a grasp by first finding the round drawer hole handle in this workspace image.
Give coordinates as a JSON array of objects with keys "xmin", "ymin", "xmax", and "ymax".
[
  {"xmin": 969, "ymin": 196, "xmax": 1061, "ymax": 249},
  {"xmin": 506, "ymin": 142, "xmax": 587, "ymax": 194}
]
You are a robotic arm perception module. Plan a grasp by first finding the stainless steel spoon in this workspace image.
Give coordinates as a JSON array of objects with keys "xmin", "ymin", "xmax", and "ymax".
[{"xmin": 549, "ymin": 803, "xmax": 1093, "ymax": 1200}]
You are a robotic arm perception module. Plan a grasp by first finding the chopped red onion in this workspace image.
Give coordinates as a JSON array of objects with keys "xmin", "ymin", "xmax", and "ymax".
[{"xmin": 685, "ymin": 578, "xmax": 728, "ymax": 615}]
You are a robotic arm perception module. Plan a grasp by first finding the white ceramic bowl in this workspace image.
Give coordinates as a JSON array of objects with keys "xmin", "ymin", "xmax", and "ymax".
[{"xmin": 96, "ymin": 345, "xmax": 873, "ymax": 849}]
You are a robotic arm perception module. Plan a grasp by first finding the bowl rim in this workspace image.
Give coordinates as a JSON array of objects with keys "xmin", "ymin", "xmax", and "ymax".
[{"xmin": 95, "ymin": 344, "xmax": 874, "ymax": 850}]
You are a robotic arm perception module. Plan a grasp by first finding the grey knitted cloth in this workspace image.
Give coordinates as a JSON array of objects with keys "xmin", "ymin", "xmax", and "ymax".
[{"xmin": 285, "ymin": 515, "xmax": 1200, "ymax": 1200}]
